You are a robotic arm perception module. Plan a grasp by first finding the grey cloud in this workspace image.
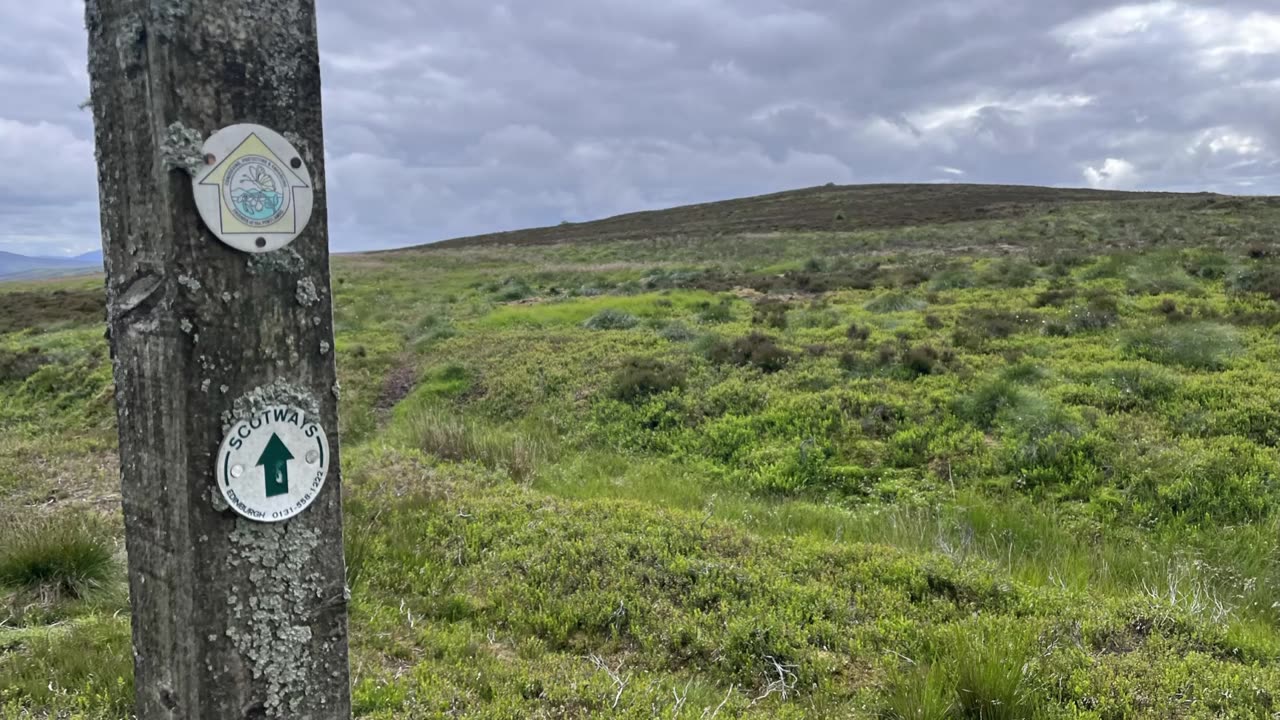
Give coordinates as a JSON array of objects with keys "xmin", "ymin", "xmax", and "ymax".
[{"xmin": 1, "ymin": 0, "xmax": 1277, "ymax": 254}]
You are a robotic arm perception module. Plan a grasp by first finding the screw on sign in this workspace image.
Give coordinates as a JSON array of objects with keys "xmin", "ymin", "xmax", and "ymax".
[{"xmin": 219, "ymin": 406, "xmax": 331, "ymax": 523}]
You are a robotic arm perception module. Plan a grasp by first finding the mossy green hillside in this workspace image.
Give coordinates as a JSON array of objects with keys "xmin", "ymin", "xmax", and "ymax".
[{"xmin": 5, "ymin": 196, "xmax": 1280, "ymax": 717}]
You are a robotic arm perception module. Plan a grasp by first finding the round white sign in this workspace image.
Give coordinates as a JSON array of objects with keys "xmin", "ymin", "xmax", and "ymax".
[
  {"xmin": 216, "ymin": 406, "xmax": 330, "ymax": 523},
  {"xmin": 192, "ymin": 124, "xmax": 314, "ymax": 254}
]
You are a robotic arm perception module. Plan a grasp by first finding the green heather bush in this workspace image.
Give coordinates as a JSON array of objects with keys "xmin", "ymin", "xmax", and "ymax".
[
  {"xmin": 1000, "ymin": 361, "xmax": 1049, "ymax": 384},
  {"xmin": 659, "ymin": 321, "xmax": 697, "ymax": 342},
  {"xmin": 846, "ymin": 322, "xmax": 871, "ymax": 342},
  {"xmin": 0, "ymin": 617, "xmax": 133, "ymax": 718},
  {"xmin": 0, "ymin": 347, "xmax": 46, "ymax": 384},
  {"xmin": 1125, "ymin": 254, "xmax": 1199, "ymax": 295},
  {"xmin": 953, "ymin": 310, "xmax": 1039, "ymax": 348},
  {"xmin": 582, "ymin": 308, "xmax": 640, "ymax": 330},
  {"xmin": 902, "ymin": 345, "xmax": 946, "ymax": 377},
  {"xmin": 956, "ymin": 378, "xmax": 1033, "ymax": 429},
  {"xmin": 751, "ymin": 299, "xmax": 789, "ymax": 329},
  {"xmin": 0, "ymin": 511, "xmax": 117, "ymax": 599},
  {"xmin": 696, "ymin": 297, "xmax": 735, "ymax": 324},
  {"xmin": 707, "ymin": 333, "xmax": 791, "ymax": 373},
  {"xmin": 1119, "ymin": 436, "xmax": 1279, "ymax": 525},
  {"xmin": 979, "ymin": 257, "xmax": 1039, "ymax": 288},
  {"xmin": 866, "ymin": 292, "xmax": 927, "ymax": 314},
  {"xmin": 1084, "ymin": 362, "xmax": 1181, "ymax": 412},
  {"xmin": 609, "ymin": 357, "xmax": 685, "ymax": 403},
  {"xmin": 492, "ymin": 276, "xmax": 536, "ymax": 301},
  {"xmin": 790, "ymin": 305, "xmax": 842, "ymax": 329},
  {"xmin": 1045, "ymin": 290, "xmax": 1120, "ymax": 336},
  {"xmin": 1032, "ymin": 286, "xmax": 1076, "ymax": 308},
  {"xmin": 1121, "ymin": 322, "xmax": 1241, "ymax": 370},
  {"xmin": 928, "ymin": 265, "xmax": 976, "ymax": 291},
  {"xmin": 1182, "ymin": 248, "xmax": 1233, "ymax": 279},
  {"xmin": 1228, "ymin": 262, "xmax": 1280, "ymax": 300}
]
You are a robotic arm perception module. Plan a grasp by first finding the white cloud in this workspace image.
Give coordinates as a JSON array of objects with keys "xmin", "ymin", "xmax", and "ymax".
[
  {"xmin": 1084, "ymin": 157, "xmax": 1140, "ymax": 189},
  {"xmin": 2, "ymin": 0, "xmax": 1279, "ymax": 254},
  {"xmin": 1055, "ymin": 2, "xmax": 1280, "ymax": 69}
]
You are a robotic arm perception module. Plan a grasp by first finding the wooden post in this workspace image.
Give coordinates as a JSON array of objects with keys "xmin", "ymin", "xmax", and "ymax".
[{"xmin": 84, "ymin": 1, "xmax": 351, "ymax": 718}]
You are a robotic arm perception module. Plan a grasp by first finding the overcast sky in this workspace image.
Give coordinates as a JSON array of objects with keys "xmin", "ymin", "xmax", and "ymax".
[{"xmin": 2, "ymin": 1, "xmax": 1278, "ymax": 256}]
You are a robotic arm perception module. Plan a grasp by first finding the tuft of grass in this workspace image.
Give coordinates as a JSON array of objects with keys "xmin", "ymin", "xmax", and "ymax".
[
  {"xmin": 397, "ymin": 406, "xmax": 554, "ymax": 483},
  {"xmin": 582, "ymin": 308, "xmax": 640, "ymax": 331},
  {"xmin": 492, "ymin": 276, "xmax": 536, "ymax": 301},
  {"xmin": 955, "ymin": 378, "xmax": 1034, "ymax": 429},
  {"xmin": 883, "ymin": 665, "xmax": 954, "ymax": 720},
  {"xmin": 1120, "ymin": 322, "xmax": 1241, "ymax": 370},
  {"xmin": 1125, "ymin": 255, "xmax": 1199, "ymax": 295},
  {"xmin": 0, "ymin": 511, "xmax": 117, "ymax": 600},
  {"xmin": 866, "ymin": 292, "xmax": 927, "ymax": 314},
  {"xmin": 948, "ymin": 621, "xmax": 1044, "ymax": 720}
]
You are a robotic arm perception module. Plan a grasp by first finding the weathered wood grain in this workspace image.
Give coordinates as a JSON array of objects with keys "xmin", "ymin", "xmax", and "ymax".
[{"xmin": 85, "ymin": 1, "xmax": 351, "ymax": 717}]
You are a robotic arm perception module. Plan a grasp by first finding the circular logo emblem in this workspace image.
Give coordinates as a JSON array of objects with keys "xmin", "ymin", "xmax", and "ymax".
[
  {"xmin": 223, "ymin": 155, "xmax": 292, "ymax": 227},
  {"xmin": 216, "ymin": 406, "xmax": 330, "ymax": 523},
  {"xmin": 193, "ymin": 124, "xmax": 314, "ymax": 254}
]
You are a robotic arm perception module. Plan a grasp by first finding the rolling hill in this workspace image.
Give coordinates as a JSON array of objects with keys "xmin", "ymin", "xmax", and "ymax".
[
  {"xmin": 410, "ymin": 182, "xmax": 1231, "ymax": 251},
  {"xmin": 5, "ymin": 184, "xmax": 1280, "ymax": 718}
]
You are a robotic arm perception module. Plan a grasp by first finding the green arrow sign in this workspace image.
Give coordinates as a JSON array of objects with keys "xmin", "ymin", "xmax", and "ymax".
[{"xmin": 257, "ymin": 433, "xmax": 294, "ymax": 498}]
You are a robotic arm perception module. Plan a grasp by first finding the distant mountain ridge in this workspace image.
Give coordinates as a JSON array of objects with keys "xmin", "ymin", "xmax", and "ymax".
[{"xmin": 0, "ymin": 250, "xmax": 102, "ymax": 282}]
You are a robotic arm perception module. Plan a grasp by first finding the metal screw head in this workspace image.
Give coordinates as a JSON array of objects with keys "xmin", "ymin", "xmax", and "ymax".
[
  {"xmin": 230, "ymin": 465, "xmax": 245, "ymax": 478},
  {"xmin": 290, "ymin": 157, "xmax": 302, "ymax": 169},
  {"xmin": 255, "ymin": 237, "xmax": 266, "ymax": 248},
  {"xmin": 305, "ymin": 450, "xmax": 319, "ymax": 464}
]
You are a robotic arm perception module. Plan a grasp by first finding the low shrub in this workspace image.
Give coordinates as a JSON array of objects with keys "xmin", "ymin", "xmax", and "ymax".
[
  {"xmin": 846, "ymin": 322, "xmax": 871, "ymax": 342},
  {"xmin": 492, "ymin": 277, "xmax": 536, "ymax": 301},
  {"xmin": 659, "ymin": 321, "xmax": 697, "ymax": 342},
  {"xmin": 1088, "ymin": 363, "xmax": 1180, "ymax": 411},
  {"xmin": 1121, "ymin": 436, "xmax": 1280, "ymax": 525},
  {"xmin": 1033, "ymin": 286, "xmax": 1076, "ymax": 308},
  {"xmin": 953, "ymin": 310, "xmax": 1039, "ymax": 348},
  {"xmin": 1228, "ymin": 263, "xmax": 1280, "ymax": 301},
  {"xmin": 609, "ymin": 357, "xmax": 686, "ymax": 403},
  {"xmin": 1181, "ymin": 249, "xmax": 1233, "ymax": 280},
  {"xmin": 1120, "ymin": 322, "xmax": 1241, "ymax": 370},
  {"xmin": 1125, "ymin": 256, "xmax": 1198, "ymax": 295},
  {"xmin": 0, "ymin": 347, "xmax": 47, "ymax": 384},
  {"xmin": 696, "ymin": 297, "xmax": 735, "ymax": 324},
  {"xmin": 928, "ymin": 265, "xmax": 976, "ymax": 291},
  {"xmin": 751, "ymin": 299, "xmax": 789, "ymax": 329},
  {"xmin": 979, "ymin": 258, "xmax": 1039, "ymax": 288},
  {"xmin": 1048, "ymin": 290, "xmax": 1120, "ymax": 336},
  {"xmin": 956, "ymin": 378, "xmax": 1033, "ymax": 429},
  {"xmin": 903, "ymin": 345, "xmax": 944, "ymax": 377},
  {"xmin": 707, "ymin": 333, "xmax": 791, "ymax": 373}
]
